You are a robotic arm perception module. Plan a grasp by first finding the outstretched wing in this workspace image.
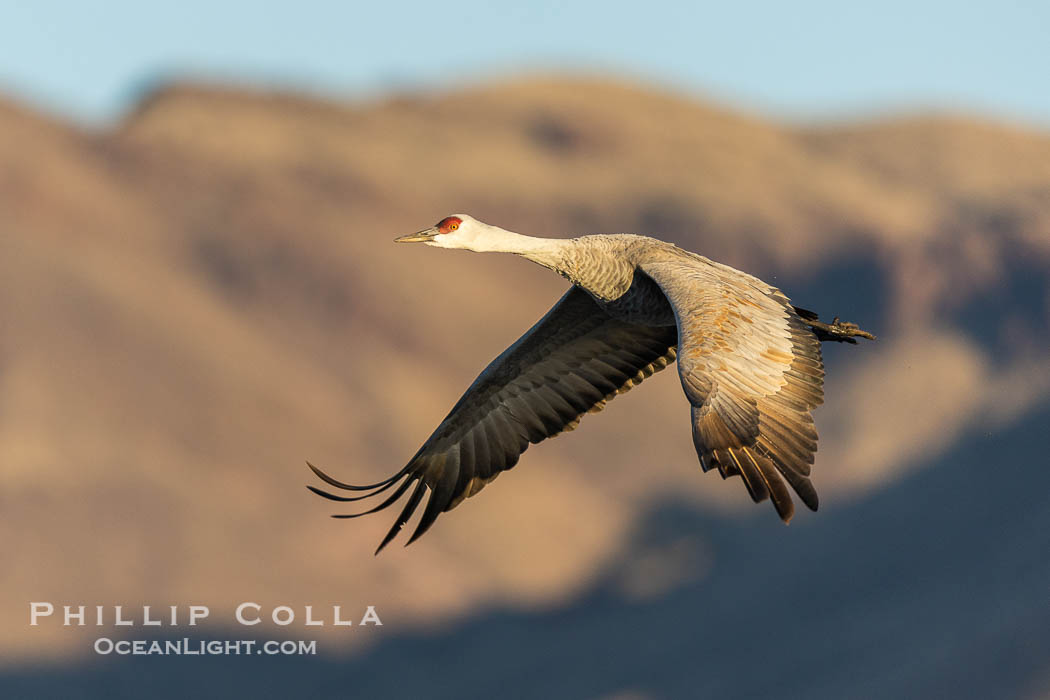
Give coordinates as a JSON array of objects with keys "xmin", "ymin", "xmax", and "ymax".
[
  {"xmin": 309, "ymin": 286, "xmax": 678, "ymax": 552},
  {"xmin": 640, "ymin": 256, "xmax": 825, "ymax": 522}
]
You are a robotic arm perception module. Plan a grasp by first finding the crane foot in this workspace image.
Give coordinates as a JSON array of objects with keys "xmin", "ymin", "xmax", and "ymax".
[{"xmin": 792, "ymin": 307, "xmax": 876, "ymax": 343}]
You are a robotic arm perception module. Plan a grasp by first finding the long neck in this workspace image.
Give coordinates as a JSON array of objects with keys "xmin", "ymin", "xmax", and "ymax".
[{"xmin": 476, "ymin": 225, "xmax": 574, "ymax": 276}]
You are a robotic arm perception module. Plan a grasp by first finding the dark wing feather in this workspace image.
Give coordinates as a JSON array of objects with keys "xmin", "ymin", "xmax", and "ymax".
[
  {"xmin": 309, "ymin": 286, "xmax": 678, "ymax": 552},
  {"xmin": 641, "ymin": 255, "xmax": 825, "ymax": 522}
]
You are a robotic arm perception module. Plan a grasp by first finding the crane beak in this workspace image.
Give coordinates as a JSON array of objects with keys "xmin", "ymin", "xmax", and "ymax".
[{"xmin": 394, "ymin": 227, "xmax": 439, "ymax": 243}]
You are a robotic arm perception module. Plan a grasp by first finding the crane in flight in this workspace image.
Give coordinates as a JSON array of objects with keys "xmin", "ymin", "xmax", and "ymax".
[{"xmin": 308, "ymin": 215, "xmax": 874, "ymax": 553}]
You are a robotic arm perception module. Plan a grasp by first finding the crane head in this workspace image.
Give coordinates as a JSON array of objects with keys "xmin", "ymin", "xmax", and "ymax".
[{"xmin": 394, "ymin": 214, "xmax": 482, "ymax": 248}]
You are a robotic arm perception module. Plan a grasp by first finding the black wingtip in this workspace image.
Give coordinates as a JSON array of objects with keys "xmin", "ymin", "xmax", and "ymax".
[
  {"xmin": 404, "ymin": 497, "xmax": 446, "ymax": 546},
  {"xmin": 326, "ymin": 475, "xmax": 416, "ymax": 520},
  {"xmin": 308, "ymin": 485, "xmax": 362, "ymax": 502},
  {"xmin": 372, "ymin": 481, "xmax": 427, "ymax": 555},
  {"xmin": 307, "ymin": 476, "xmax": 405, "ymax": 503},
  {"xmin": 306, "ymin": 460, "xmax": 405, "ymax": 491},
  {"xmin": 374, "ymin": 527, "xmax": 400, "ymax": 555}
]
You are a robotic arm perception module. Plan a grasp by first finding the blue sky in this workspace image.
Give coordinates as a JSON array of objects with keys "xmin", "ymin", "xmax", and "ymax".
[{"xmin": 1, "ymin": 0, "xmax": 1048, "ymax": 125}]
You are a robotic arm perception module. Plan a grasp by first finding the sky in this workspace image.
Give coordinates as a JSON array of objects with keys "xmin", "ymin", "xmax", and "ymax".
[{"xmin": 1, "ymin": 0, "xmax": 1048, "ymax": 126}]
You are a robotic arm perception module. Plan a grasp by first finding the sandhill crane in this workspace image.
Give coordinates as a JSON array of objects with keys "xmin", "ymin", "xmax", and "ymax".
[{"xmin": 309, "ymin": 214, "xmax": 874, "ymax": 553}]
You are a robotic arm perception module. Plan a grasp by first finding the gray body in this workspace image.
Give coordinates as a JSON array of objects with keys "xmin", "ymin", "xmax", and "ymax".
[{"xmin": 542, "ymin": 234, "xmax": 758, "ymax": 328}]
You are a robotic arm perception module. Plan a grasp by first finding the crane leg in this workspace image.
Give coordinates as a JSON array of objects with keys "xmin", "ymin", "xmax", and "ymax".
[{"xmin": 792, "ymin": 306, "xmax": 876, "ymax": 343}]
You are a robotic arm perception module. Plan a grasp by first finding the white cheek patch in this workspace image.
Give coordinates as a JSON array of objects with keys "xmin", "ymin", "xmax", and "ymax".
[{"xmin": 427, "ymin": 234, "xmax": 455, "ymax": 248}]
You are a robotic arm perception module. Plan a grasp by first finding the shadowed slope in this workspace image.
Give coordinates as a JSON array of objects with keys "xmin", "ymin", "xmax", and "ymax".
[{"xmin": 3, "ymin": 402, "xmax": 1047, "ymax": 699}]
